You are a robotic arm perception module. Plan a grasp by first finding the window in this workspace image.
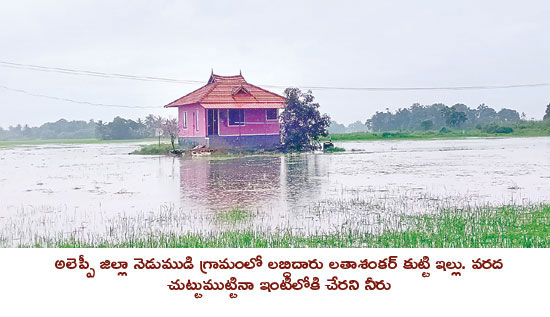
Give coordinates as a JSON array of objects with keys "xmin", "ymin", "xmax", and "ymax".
[
  {"xmin": 266, "ymin": 109, "xmax": 278, "ymax": 121},
  {"xmin": 182, "ymin": 111, "xmax": 188, "ymax": 128},
  {"xmin": 228, "ymin": 109, "xmax": 245, "ymax": 126},
  {"xmin": 195, "ymin": 110, "xmax": 199, "ymax": 131}
]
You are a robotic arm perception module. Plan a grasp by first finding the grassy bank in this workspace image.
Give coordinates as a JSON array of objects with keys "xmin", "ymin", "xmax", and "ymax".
[
  {"xmin": 0, "ymin": 138, "xmax": 161, "ymax": 148},
  {"xmin": 328, "ymin": 121, "xmax": 550, "ymax": 141},
  {"xmin": 36, "ymin": 204, "xmax": 550, "ymax": 248},
  {"xmin": 131, "ymin": 143, "xmax": 175, "ymax": 155}
]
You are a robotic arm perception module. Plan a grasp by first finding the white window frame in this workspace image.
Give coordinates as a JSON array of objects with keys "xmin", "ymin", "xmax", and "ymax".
[
  {"xmin": 227, "ymin": 109, "xmax": 246, "ymax": 126},
  {"xmin": 266, "ymin": 109, "xmax": 278, "ymax": 121},
  {"xmin": 182, "ymin": 111, "xmax": 188, "ymax": 129}
]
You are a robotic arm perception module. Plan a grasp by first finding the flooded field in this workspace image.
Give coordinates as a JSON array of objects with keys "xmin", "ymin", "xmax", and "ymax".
[{"xmin": 1, "ymin": 137, "xmax": 549, "ymax": 246}]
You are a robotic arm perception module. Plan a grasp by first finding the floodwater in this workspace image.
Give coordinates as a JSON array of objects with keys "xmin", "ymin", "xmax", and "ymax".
[{"xmin": 1, "ymin": 137, "xmax": 549, "ymax": 246}]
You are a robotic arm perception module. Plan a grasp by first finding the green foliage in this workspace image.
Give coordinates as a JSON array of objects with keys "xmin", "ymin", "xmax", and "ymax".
[
  {"xmin": 441, "ymin": 106, "xmax": 467, "ymax": 128},
  {"xmin": 216, "ymin": 209, "xmax": 251, "ymax": 223},
  {"xmin": 37, "ymin": 204, "xmax": 550, "ymax": 248},
  {"xmin": 498, "ymin": 108, "xmax": 521, "ymax": 122},
  {"xmin": 328, "ymin": 121, "xmax": 347, "ymax": 134},
  {"xmin": 420, "ymin": 119, "xmax": 434, "ymax": 130},
  {"xmin": 544, "ymin": 103, "xmax": 550, "ymax": 121},
  {"xmin": 328, "ymin": 120, "xmax": 370, "ymax": 134},
  {"xmin": 483, "ymin": 124, "xmax": 514, "ymax": 134},
  {"xmin": 96, "ymin": 115, "xmax": 177, "ymax": 140},
  {"xmin": 0, "ymin": 114, "xmax": 177, "ymax": 142},
  {"xmin": 326, "ymin": 121, "xmax": 550, "ymax": 141},
  {"xmin": 132, "ymin": 143, "xmax": 174, "ymax": 155},
  {"xmin": 0, "ymin": 119, "xmax": 96, "ymax": 141},
  {"xmin": 367, "ymin": 103, "xmax": 521, "ymax": 132},
  {"xmin": 381, "ymin": 132, "xmax": 409, "ymax": 138},
  {"xmin": 280, "ymin": 88, "xmax": 331, "ymax": 151},
  {"xmin": 96, "ymin": 116, "xmax": 149, "ymax": 140},
  {"xmin": 323, "ymin": 146, "xmax": 345, "ymax": 153}
]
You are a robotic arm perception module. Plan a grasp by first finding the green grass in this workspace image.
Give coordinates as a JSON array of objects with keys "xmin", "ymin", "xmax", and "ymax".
[
  {"xmin": 327, "ymin": 121, "xmax": 550, "ymax": 141},
  {"xmin": 131, "ymin": 143, "xmax": 175, "ymax": 155},
  {"xmin": 0, "ymin": 138, "xmax": 160, "ymax": 148},
  {"xmin": 216, "ymin": 208, "xmax": 252, "ymax": 223},
  {"xmin": 323, "ymin": 146, "xmax": 345, "ymax": 153},
  {"xmin": 33, "ymin": 204, "xmax": 550, "ymax": 248}
]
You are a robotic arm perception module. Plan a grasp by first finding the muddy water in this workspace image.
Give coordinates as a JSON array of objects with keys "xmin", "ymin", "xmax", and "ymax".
[{"xmin": 0, "ymin": 137, "xmax": 549, "ymax": 245}]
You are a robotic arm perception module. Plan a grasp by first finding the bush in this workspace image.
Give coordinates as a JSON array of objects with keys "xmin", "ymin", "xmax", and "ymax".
[
  {"xmin": 484, "ymin": 124, "xmax": 514, "ymax": 134},
  {"xmin": 132, "ymin": 143, "xmax": 174, "ymax": 155},
  {"xmin": 495, "ymin": 127, "xmax": 514, "ymax": 134},
  {"xmin": 324, "ymin": 146, "xmax": 345, "ymax": 153}
]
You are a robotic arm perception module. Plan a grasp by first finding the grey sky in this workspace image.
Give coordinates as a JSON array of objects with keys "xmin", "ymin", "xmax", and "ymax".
[{"xmin": 1, "ymin": 0, "xmax": 549, "ymax": 127}]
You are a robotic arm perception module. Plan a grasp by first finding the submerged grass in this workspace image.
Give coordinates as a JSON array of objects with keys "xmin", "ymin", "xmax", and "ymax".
[
  {"xmin": 216, "ymin": 208, "xmax": 252, "ymax": 223},
  {"xmin": 34, "ymin": 204, "xmax": 550, "ymax": 248}
]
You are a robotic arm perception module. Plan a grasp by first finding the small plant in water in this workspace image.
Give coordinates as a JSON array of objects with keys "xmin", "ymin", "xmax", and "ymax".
[
  {"xmin": 323, "ymin": 146, "xmax": 345, "ymax": 153},
  {"xmin": 216, "ymin": 208, "xmax": 251, "ymax": 223}
]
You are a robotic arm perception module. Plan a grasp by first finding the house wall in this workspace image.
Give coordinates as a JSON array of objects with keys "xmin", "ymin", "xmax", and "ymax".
[
  {"xmin": 218, "ymin": 109, "xmax": 280, "ymax": 136},
  {"xmin": 178, "ymin": 135, "xmax": 280, "ymax": 150},
  {"xmin": 209, "ymin": 135, "xmax": 280, "ymax": 150},
  {"xmin": 178, "ymin": 104, "xmax": 206, "ymax": 137}
]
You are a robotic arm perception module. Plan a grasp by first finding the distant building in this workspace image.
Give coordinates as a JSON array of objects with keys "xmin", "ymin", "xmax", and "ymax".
[{"xmin": 164, "ymin": 72, "xmax": 286, "ymax": 149}]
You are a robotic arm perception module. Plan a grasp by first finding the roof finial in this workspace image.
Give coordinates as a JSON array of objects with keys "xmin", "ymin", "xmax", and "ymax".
[
  {"xmin": 239, "ymin": 69, "xmax": 242, "ymax": 76},
  {"xmin": 211, "ymin": 68, "xmax": 214, "ymax": 76}
]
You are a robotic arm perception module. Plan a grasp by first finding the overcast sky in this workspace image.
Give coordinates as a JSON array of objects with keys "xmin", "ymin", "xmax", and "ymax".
[{"xmin": 1, "ymin": 0, "xmax": 549, "ymax": 127}]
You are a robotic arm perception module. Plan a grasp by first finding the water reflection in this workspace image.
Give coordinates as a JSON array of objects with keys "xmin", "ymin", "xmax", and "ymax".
[
  {"xmin": 179, "ymin": 156, "xmax": 282, "ymax": 212},
  {"xmin": 178, "ymin": 154, "xmax": 331, "ymax": 213}
]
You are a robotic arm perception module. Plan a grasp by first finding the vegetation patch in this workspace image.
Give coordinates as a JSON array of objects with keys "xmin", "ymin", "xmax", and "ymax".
[
  {"xmin": 131, "ymin": 143, "xmax": 175, "ymax": 155},
  {"xmin": 30, "ymin": 204, "xmax": 550, "ymax": 248},
  {"xmin": 323, "ymin": 146, "xmax": 345, "ymax": 153},
  {"xmin": 216, "ymin": 209, "xmax": 252, "ymax": 223},
  {"xmin": 327, "ymin": 121, "xmax": 550, "ymax": 141}
]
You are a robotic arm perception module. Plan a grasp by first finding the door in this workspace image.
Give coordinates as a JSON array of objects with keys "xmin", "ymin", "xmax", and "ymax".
[{"xmin": 207, "ymin": 109, "xmax": 219, "ymax": 136}]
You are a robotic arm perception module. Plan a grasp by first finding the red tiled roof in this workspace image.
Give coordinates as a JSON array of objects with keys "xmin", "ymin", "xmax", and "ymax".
[{"xmin": 164, "ymin": 73, "xmax": 286, "ymax": 109}]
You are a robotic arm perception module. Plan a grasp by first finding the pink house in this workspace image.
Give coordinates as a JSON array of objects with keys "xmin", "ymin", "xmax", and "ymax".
[{"xmin": 164, "ymin": 72, "xmax": 286, "ymax": 149}]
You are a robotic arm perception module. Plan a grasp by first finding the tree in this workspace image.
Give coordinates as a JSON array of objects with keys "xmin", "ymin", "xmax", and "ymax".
[
  {"xmin": 347, "ymin": 121, "xmax": 369, "ymax": 133},
  {"xmin": 420, "ymin": 119, "xmax": 434, "ymax": 130},
  {"xmin": 96, "ymin": 117, "xmax": 148, "ymax": 140},
  {"xmin": 476, "ymin": 104, "xmax": 497, "ymax": 123},
  {"xmin": 280, "ymin": 88, "xmax": 330, "ymax": 151},
  {"xmin": 328, "ymin": 120, "xmax": 346, "ymax": 134},
  {"xmin": 441, "ymin": 106, "xmax": 467, "ymax": 128},
  {"xmin": 544, "ymin": 103, "xmax": 550, "ymax": 121},
  {"xmin": 161, "ymin": 118, "xmax": 179, "ymax": 151},
  {"xmin": 497, "ymin": 108, "xmax": 520, "ymax": 122}
]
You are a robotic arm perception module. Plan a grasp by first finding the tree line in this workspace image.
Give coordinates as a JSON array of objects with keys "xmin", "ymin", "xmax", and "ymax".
[
  {"xmin": 0, "ymin": 115, "xmax": 176, "ymax": 141},
  {"xmin": 327, "ymin": 120, "xmax": 370, "ymax": 134},
  {"xmin": 365, "ymin": 103, "xmax": 526, "ymax": 132},
  {"xmin": 329, "ymin": 103, "xmax": 550, "ymax": 134}
]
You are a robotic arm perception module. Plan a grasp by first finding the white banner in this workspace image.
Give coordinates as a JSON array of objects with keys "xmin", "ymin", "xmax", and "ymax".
[{"xmin": 0, "ymin": 248, "xmax": 546, "ymax": 316}]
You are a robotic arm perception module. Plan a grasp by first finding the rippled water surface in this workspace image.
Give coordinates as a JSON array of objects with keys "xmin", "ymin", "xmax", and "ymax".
[{"xmin": 1, "ymin": 137, "xmax": 549, "ymax": 245}]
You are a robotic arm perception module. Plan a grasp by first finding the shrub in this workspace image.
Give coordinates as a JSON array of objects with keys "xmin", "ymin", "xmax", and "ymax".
[{"xmin": 484, "ymin": 124, "xmax": 514, "ymax": 134}]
